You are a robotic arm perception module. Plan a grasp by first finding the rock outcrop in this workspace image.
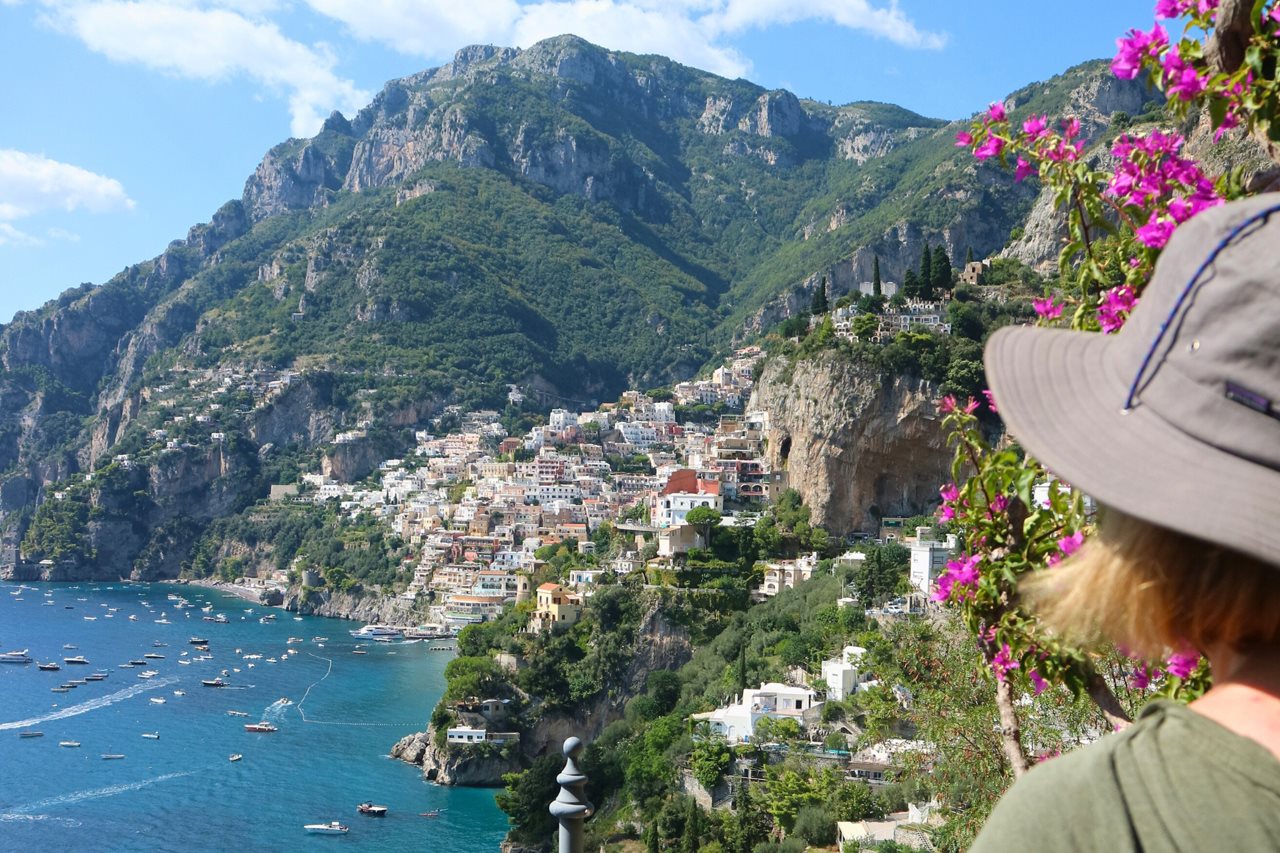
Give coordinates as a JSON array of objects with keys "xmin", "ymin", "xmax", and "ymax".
[
  {"xmin": 282, "ymin": 586, "xmax": 425, "ymax": 623},
  {"xmin": 393, "ymin": 728, "xmax": 521, "ymax": 786},
  {"xmin": 751, "ymin": 353, "xmax": 952, "ymax": 535}
]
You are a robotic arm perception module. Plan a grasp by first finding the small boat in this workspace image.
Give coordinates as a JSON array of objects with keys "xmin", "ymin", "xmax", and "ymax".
[
  {"xmin": 154, "ymin": 619, "xmax": 170, "ymax": 624},
  {"xmin": 229, "ymin": 754, "xmax": 242, "ymax": 762},
  {"xmin": 128, "ymin": 615, "xmax": 138, "ymax": 621},
  {"xmin": 287, "ymin": 638, "xmax": 303, "ymax": 644},
  {"xmin": 19, "ymin": 731, "xmax": 44, "ymax": 738},
  {"xmin": 83, "ymin": 616, "xmax": 97, "ymax": 621},
  {"xmin": 1, "ymin": 649, "xmax": 32, "ymax": 664},
  {"xmin": 194, "ymin": 645, "xmax": 209, "ymax": 651},
  {"xmin": 227, "ymin": 710, "xmax": 250, "ymax": 717},
  {"xmin": 202, "ymin": 678, "xmax": 227, "ymax": 688},
  {"xmin": 149, "ymin": 697, "xmax": 166, "ymax": 704},
  {"xmin": 141, "ymin": 732, "xmax": 160, "ymax": 739},
  {"xmin": 119, "ymin": 662, "xmax": 136, "ymax": 668},
  {"xmin": 357, "ymin": 802, "xmax": 388, "ymax": 816},
  {"xmin": 244, "ymin": 722, "xmax": 278, "ymax": 733},
  {"xmin": 152, "ymin": 641, "xmax": 167, "ymax": 647},
  {"xmin": 351, "ymin": 650, "xmax": 368, "ymax": 656},
  {"xmin": 178, "ymin": 660, "xmax": 191, "ymax": 665},
  {"xmin": 304, "ymin": 822, "xmax": 348, "ymax": 835},
  {"xmin": 144, "ymin": 653, "xmax": 164, "ymax": 659},
  {"xmin": 101, "ymin": 754, "xmax": 126, "ymax": 760},
  {"xmin": 63, "ymin": 656, "xmax": 89, "ymax": 665},
  {"xmin": 51, "ymin": 687, "xmax": 70, "ymax": 693},
  {"xmin": 67, "ymin": 679, "xmax": 87, "ymax": 685},
  {"xmin": 63, "ymin": 644, "xmax": 78, "ymax": 649},
  {"xmin": 130, "ymin": 659, "xmax": 147, "ymax": 666},
  {"xmin": 37, "ymin": 662, "xmax": 61, "ymax": 671},
  {"xmin": 59, "ymin": 741, "xmax": 80, "ymax": 748},
  {"xmin": 173, "ymin": 690, "xmax": 185, "ymax": 696},
  {"xmin": 189, "ymin": 637, "xmax": 208, "ymax": 645},
  {"xmin": 85, "ymin": 674, "xmax": 106, "ymax": 681},
  {"xmin": 60, "ymin": 682, "xmax": 77, "ymax": 689}
]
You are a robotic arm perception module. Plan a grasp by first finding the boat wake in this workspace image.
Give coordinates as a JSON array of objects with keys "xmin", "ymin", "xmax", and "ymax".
[
  {"xmin": 0, "ymin": 813, "xmax": 84, "ymax": 828},
  {"xmin": 296, "ymin": 655, "xmax": 419, "ymax": 728},
  {"xmin": 262, "ymin": 698, "xmax": 292, "ymax": 721},
  {"xmin": 0, "ymin": 677, "xmax": 181, "ymax": 730},
  {"xmin": 7, "ymin": 771, "xmax": 194, "ymax": 814}
]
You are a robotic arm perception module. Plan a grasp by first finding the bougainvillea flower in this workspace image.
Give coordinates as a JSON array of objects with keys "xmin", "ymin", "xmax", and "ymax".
[
  {"xmin": 1135, "ymin": 216, "xmax": 1176, "ymax": 248},
  {"xmin": 1029, "ymin": 669, "xmax": 1049, "ymax": 695},
  {"xmin": 1014, "ymin": 157, "xmax": 1036, "ymax": 182},
  {"xmin": 1057, "ymin": 531, "xmax": 1085, "ymax": 558},
  {"xmin": 1098, "ymin": 285, "xmax": 1138, "ymax": 333},
  {"xmin": 974, "ymin": 135, "xmax": 1004, "ymax": 160},
  {"xmin": 1130, "ymin": 662, "xmax": 1162, "ymax": 690},
  {"xmin": 987, "ymin": 102, "xmax": 1007, "ymax": 122},
  {"xmin": 939, "ymin": 483, "xmax": 960, "ymax": 503},
  {"xmin": 982, "ymin": 389, "xmax": 998, "ymax": 413},
  {"xmin": 991, "ymin": 644, "xmax": 1020, "ymax": 682},
  {"xmin": 1112, "ymin": 24, "xmax": 1168, "ymax": 79},
  {"xmin": 1166, "ymin": 650, "xmax": 1201, "ymax": 679},
  {"xmin": 938, "ymin": 395, "xmax": 958, "ymax": 414},
  {"xmin": 1032, "ymin": 297, "xmax": 1063, "ymax": 320},
  {"xmin": 955, "ymin": 131, "xmax": 973, "ymax": 147}
]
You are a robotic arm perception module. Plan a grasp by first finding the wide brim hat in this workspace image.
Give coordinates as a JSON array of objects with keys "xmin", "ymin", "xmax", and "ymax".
[{"xmin": 985, "ymin": 194, "xmax": 1280, "ymax": 569}]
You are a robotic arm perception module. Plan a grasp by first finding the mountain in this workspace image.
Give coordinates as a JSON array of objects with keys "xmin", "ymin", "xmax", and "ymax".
[{"xmin": 0, "ymin": 36, "xmax": 1150, "ymax": 576}]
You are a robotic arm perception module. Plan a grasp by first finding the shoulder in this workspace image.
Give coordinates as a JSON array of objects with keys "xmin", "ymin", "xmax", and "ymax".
[{"xmin": 970, "ymin": 734, "xmax": 1134, "ymax": 853}]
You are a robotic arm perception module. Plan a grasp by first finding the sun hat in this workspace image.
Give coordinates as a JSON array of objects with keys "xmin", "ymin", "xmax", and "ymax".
[{"xmin": 984, "ymin": 194, "xmax": 1280, "ymax": 569}]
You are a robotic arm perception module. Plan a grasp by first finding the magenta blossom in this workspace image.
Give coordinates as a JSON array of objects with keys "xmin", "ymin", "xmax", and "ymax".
[
  {"xmin": 1166, "ymin": 650, "xmax": 1201, "ymax": 679},
  {"xmin": 982, "ymin": 389, "xmax": 998, "ymax": 413},
  {"xmin": 939, "ymin": 483, "xmax": 959, "ymax": 503},
  {"xmin": 988, "ymin": 494, "xmax": 1009, "ymax": 516},
  {"xmin": 1098, "ymin": 285, "xmax": 1137, "ymax": 333},
  {"xmin": 987, "ymin": 102, "xmax": 1007, "ymax": 122},
  {"xmin": 938, "ymin": 394, "xmax": 958, "ymax": 414},
  {"xmin": 1021, "ymin": 114, "xmax": 1048, "ymax": 138},
  {"xmin": 1136, "ymin": 216, "xmax": 1176, "ymax": 249},
  {"xmin": 991, "ymin": 644, "xmax": 1020, "ymax": 682},
  {"xmin": 1032, "ymin": 296, "xmax": 1063, "ymax": 320},
  {"xmin": 1163, "ymin": 53, "xmax": 1208, "ymax": 101},
  {"xmin": 1029, "ymin": 669, "xmax": 1049, "ymax": 696},
  {"xmin": 1057, "ymin": 531, "xmax": 1085, "ymax": 558},
  {"xmin": 932, "ymin": 554, "xmax": 981, "ymax": 603},
  {"xmin": 974, "ymin": 135, "xmax": 1004, "ymax": 161},
  {"xmin": 955, "ymin": 131, "xmax": 973, "ymax": 148},
  {"xmin": 1014, "ymin": 157, "xmax": 1036, "ymax": 182},
  {"xmin": 1130, "ymin": 662, "xmax": 1163, "ymax": 690},
  {"xmin": 1112, "ymin": 24, "xmax": 1168, "ymax": 80}
]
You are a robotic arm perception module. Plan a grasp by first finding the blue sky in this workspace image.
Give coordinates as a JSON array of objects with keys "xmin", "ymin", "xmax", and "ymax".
[{"xmin": 0, "ymin": 0, "xmax": 1159, "ymax": 323}]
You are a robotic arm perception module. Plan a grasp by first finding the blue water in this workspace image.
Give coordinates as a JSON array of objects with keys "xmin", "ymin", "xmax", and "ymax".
[{"xmin": 0, "ymin": 581, "xmax": 508, "ymax": 852}]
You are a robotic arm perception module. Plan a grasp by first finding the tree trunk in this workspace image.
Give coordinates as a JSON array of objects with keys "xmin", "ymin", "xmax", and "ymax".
[
  {"xmin": 994, "ymin": 674, "xmax": 1031, "ymax": 778},
  {"xmin": 1086, "ymin": 669, "xmax": 1134, "ymax": 732}
]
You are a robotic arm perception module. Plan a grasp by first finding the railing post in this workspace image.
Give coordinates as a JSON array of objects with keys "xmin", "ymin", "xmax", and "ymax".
[{"xmin": 549, "ymin": 736, "xmax": 593, "ymax": 853}]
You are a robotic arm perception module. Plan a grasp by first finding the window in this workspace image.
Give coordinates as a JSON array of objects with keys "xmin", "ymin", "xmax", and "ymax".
[{"xmin": 795, "ymin": 700, "xmax": 803, "ymax": 710}]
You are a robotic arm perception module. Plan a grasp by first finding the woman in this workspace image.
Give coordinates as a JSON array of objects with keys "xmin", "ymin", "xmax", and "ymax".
[{"xmin": 970, "ymin": 194, "xmax": 1280, "ymax": 851}]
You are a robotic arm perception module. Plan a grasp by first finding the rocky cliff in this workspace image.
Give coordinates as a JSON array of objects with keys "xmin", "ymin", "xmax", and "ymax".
[
  {"xmin": 282, "ymin": 586, "xmax": 427, "ymax": 623},
  {"xmin": 751, "ymin": 353, "xmax": 952, "ymax": 535},
  {"xmin": 391, "ymin": 729, "xmax": 522, "ymax": 786}
]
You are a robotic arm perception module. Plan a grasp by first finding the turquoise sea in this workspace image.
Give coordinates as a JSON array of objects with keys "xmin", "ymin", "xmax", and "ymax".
[{"xmin": 0, "ymin": 581, "xmax": 508, "ymax": 852}]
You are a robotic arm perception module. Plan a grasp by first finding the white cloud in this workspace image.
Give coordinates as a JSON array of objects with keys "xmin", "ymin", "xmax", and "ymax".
[
  {"xmin": 45, "ymin": 1, "xmax": 370, "ymax": 136},
  {"xmin": 303, "ymin": 0, "xmax": 945, "ymax": 79},
  {"xmin": 0, "ymin": 149, "xmax": 135, "ymax": 221},
  {"xmin": 0, "ymin": 223, "xmax": 43, "ymax": 247},
  {"xmin": 46, "ymin": 226, "xmax": 82, "ymax": 242}
]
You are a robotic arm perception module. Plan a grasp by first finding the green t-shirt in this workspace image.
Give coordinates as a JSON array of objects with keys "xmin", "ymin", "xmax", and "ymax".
[{"xmin": 971, "ymin": 700, "xmax": 1280, "ymax": 852}]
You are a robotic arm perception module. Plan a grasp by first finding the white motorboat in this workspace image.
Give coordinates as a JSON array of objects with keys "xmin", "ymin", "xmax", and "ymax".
[
  {"xmin": 63, "ymin": 656, "xmax": 89, "ymax": 665},
  {"xmin": 349, "ymin": 624, "xmax": 403, "ymax": 640},
  {"xmin": 1, "ymin": 649, "xmax": 32, "ymax": 664},
  {"xmin": 141, "ymin": 732, "xmax": 160, "ymax": 739},
  {"xmin": 59, "ymin": 741, "xmax": 80, "ymax": 748},
  {"xmin": 304, "ymin": 822, "xmax": 348, "ymax": 835}
]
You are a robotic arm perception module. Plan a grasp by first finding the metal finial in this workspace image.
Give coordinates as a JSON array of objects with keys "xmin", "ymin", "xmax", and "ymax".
[{"xmin": 550, "ymin": 736, "xmax": 593, "ymax": 853}]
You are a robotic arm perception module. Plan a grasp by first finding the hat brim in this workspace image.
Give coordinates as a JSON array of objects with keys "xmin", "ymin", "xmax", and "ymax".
[{"xmin": 985, "ymin": 325, "xmax": 1280, "ymax": 568}]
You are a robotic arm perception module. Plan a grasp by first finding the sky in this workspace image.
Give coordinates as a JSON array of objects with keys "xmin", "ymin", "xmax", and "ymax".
[{"xmin": 0, "ymin": 0, "xmax": 1160, "ymax": 323}]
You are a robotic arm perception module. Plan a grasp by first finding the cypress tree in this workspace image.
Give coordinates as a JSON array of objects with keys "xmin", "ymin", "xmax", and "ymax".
[
  {"xmin": 810, "ymin": 276, "xmax": 829, "ymax": 315},
  {"xmin": 919, "ymin": 245, "xmax": 933, "ymax": 299},
  {"xmin": 736, "ymin": 645, "xmax": 748, "ymax": 695},
  {"xmin": 965, "ymin": 246, "xmax": 975, "ymax": 265},
  {"xmin": 903, "ymin": 269, "xmax": 920, "ymax": 300},
  {"xmin": 872, "ymin": 255, "xmax": 882, "ymax": 298},
  {"xmin": 931, "ymin": 247, "xmax": 952, "ymax": 296}
]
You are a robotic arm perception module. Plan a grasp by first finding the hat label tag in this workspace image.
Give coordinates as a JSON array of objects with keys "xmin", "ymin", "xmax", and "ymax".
[{"xmin": 1224, "ymin": 381, "xmax": 1276, "ymax": 418}]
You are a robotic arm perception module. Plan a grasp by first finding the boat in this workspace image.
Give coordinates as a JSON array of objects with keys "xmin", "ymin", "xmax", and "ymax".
[
  {"xmin": 152, "ymin": 641, "xmax": 168, "ymax": 647},
  {"xmin": 351, "ymin": 650, "xmax": 368, "ymax": 655},
  {"xmin": 37, "ymin": 662, "xmax": 61, "ymax": 671},
  {"xmin": 244, "ymin": 722, "xmax": 278, "ymax": 733},
  {"xmin": 138, "ymin": 671, "xmax": 159, "ymax": 680},
  {"xmin": 128, "ymin": 615, "xmax": 138, "ymax": 621},
  {"xmin": 59, "ymin": 741, "xmax": 80, "ymax": 748},
  {"xmin": 144, "ymin": 653, "xmax": 165, "ymax": 659},
  {"xmin": 178, "ymin": 660, "xmax": 191, "ymax": 665},
  {"xmin": 83, "ymin": 616, "xmax": 97, "ymax": 621},
  {"xmin": 189, "ymin": 637, "xmax": 208, "ymax": 644},
  {"xmin": 350, "ymin": 624, "xmax": 403, "ymax": 640},
  {"xmin": 1, "ymin": 649, "xmax": 32, "ymax": 664},
  {"xmin": 141, "ymin": 732, "xmax": 160, "ymax": 739},
  {"xmin": 51, "ymin": 687, "xmax": 70, "ymax": 693},
  {"xmin": 229, "ymin": 754, "xmax": 242, "ymax": 762},
  {"xmin": 193, "ymin": 645, "xmax": 209, "ymax": 651},
  {"xmin": 101, "ymin": 754, "xmax": 125, "ymax": 760},
  {"xmin": 173, "ymin": 690, "xmax": 185, "ymax": 696},
  {"xmin": 19, "ymin": 731, "xmax": 44, "ymax": 738},
  {"xmin": 287, "ymin": 637, "xmax": 303, "ymax": 644},
  {"xmin": 67, "ymin": 679, "xmax": 86, "ymax": 685},
  {"xmin": 357, "ymin": 802, "xmax": 388, "ymax": 817},
  {"xmin": 227, "ymin": 710, "xmax": 250, "ymax": 717},
  {"xmin": 304, "ymin": 822, "xmax": 348, "ymax": 835},
  {"xmin": 85, "ymin": 674, "xmax": 106, "ymax": 681},
  {"xmin": 201, "ymin": 678, "xmax": 227, "ymax": 687},
  {"xmin": 154, "ymin": 618, "xmax": 170, "ymax": 624},
  {"xmin": 130, "ymin": 659, "xmax": 147, "ymax": 666},
  {"xmin": 63, "ymin": 644, "xmax": 77, "ymax": 649},
  {"xmin": 149, "ymin": 697, "xmax": 166, "ymax": 704},
  {"xmin": 63, "ymin": 656, "xmax": 89, "ymax": 665}
]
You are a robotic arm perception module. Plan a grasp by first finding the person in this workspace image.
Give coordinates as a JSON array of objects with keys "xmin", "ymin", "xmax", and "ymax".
[{"xmin": 970, "ymin": 194, "xmax": 1280, "ymax": 852}]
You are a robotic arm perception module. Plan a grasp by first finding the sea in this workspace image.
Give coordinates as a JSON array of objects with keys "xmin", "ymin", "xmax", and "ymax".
[{"xmin": 0, "ymin": 580, "xmax": 509, "ymax": 853}]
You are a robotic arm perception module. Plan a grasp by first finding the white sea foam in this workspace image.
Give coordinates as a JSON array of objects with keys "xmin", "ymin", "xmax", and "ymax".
[
  {"xmin": 8, "ymin": 771, "xmax": 193, "ymax": 814},
  {"xmin": 0, "ymin": 813, "xmax": 84, "ymax": 828},
  {"xmin": 0, "ymin": 677, "xmax": 179, "ymax": 731}
]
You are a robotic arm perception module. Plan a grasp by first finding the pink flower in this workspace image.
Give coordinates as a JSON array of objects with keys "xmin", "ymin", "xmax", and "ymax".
[
  {"xmin": 1014, "ymin": 157, "xmax": 1036, "ymax": 182},
  {"xmin": 1163, "ymin": 54, "xmax": 1208, "ymax": 101},
  {"xmin": 1166, "ymin": 650, "xmax": 1200, "ymax": 679},
  {"xmin": 937, "ymin": 504, "xmax": 955, "ymax": 523},
  {"xmin": 1022, "ymin": 114, "xmax": 1048, "ymax": 138},
  {"xmin": 1098, "ymin": 285, "xmax": 1137, "ymax": 333},
  {"xmin": 1057, "ymin": 531, "xmax": 1085, "ymax": 558},
  {"xmin": 1130, "ymin": 662, "xmax": 1163, "ymax": 690},
  {"xmin": 987, "ymin": 102, "xmax": 1007, "ymax": 123},
  {"xmin": 974, "ymin": 135, "xmax": 1004, "ymax": 161},
  {"xmin": 1032, "ymin": 297, "xmax": 1063, "ymax": 320},
  {"xmin": 1036, "ymin": 749, "xmax": 1061, "ymax": 763},
  {"xmin": 939, "ymin": 483, "xmax": 959, "ymax": 503},
  {"xmin": 1112, "ymin": 24, "xmax": 1168, "ymax": 79},
  {"xmin": 938, "ymin": 395, "xmax": 958, "ymax": 414},
  {"xmin": 982, "ymin": 389, "xmax": 998, "ymax": 413},
  {"xmin": 955, "ymin": 131, "xmax": 973, "ymax": 148},
  {"xmin": 1029, "ymin": 669, "xmax": 1048, "ymax": 696},
  {"xmin": 989, "ymin": 494, "xmax": 1009, "ymax": 515},
  {"xmin": 962, "ymin": 397, "xmax": 980, "ymax": 415},
  {"xmin": 932, "ymin": 554, "xmax": 981, "ymax": 603},
  {"xmin": 1135, "ymin": 216, "xmax": 1176, "ymax": 248},
  {"xmin": 991, "ymin": 644, "xmax": 1020, "ymax": 682},
  {"xmin": 1062, "ymin": 118, "xmax": 1081, "ymax": 141}
]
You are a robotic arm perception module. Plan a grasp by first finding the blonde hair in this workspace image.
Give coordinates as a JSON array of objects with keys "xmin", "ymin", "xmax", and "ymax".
[{"xmin": 1023, "ymin": 509, "xmax": 1280, "ymax": 660}]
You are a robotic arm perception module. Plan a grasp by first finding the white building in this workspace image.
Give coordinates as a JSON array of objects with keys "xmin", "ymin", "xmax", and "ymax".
[
  {"xmin": 691, "ymin": 682, "xmax": 820, "ymax": 744},
  {"xmin": 909, "ymin": 527, "xmax": 952, "ymax": 595},
  {"xmin": 821, "ymin": 645, "xmax": 873, "ymax": 701}
]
